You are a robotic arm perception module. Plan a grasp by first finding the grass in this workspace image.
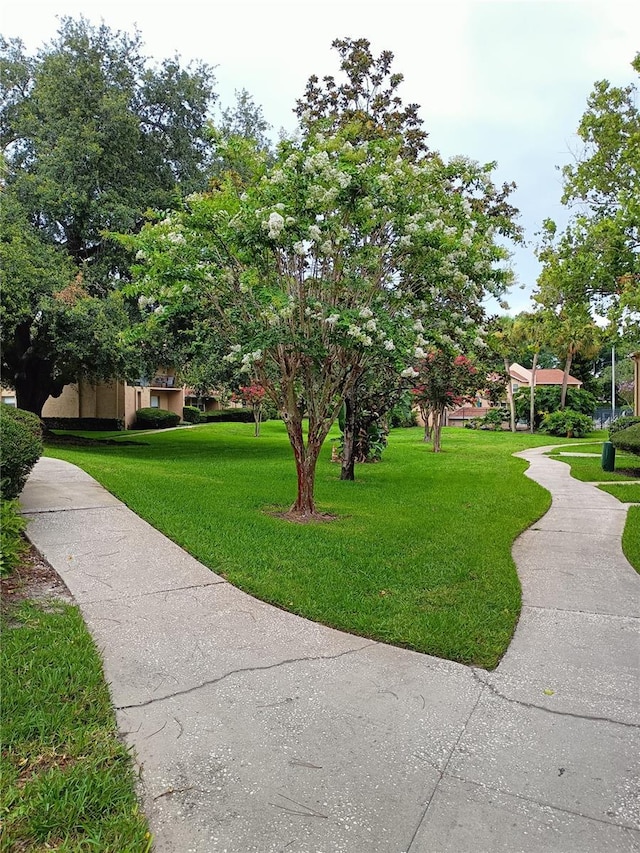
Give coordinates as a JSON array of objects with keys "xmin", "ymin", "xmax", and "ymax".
[
  {"xmin": 45, "ymin": 422, "xmax": 601, "ymax": 669},
  {"xmin": 623, "ymin": 507, "xmax": 640, "ymax": 573},
  {"xmin": 0, "ymin": 598, "xmax": 151, "ymax": 851},
  {"xmin": 598, "ymin": 483, "xmax": 640, "ymax": 502},
  {"xmin": 546, "ymin": 442, "xmax": 640, "ymax": 482}
]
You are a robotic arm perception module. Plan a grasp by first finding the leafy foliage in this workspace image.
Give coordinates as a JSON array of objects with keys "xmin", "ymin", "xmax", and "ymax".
[
  {"xmin": 611, "ymin": 423, "xmax": 640, "ymax": 455},
  {"xmin": 0, "ymin": 407, "xmax": 43, "ymax": 499},
  {"xmin": 0, "ymin": 17, "xmax": 217, "ymax": 414},
  {"xmin": 182, "ymin": 405, "xmax": 203, "ymax": 424},
  {"xmin": 514, "ymin": 385, "xmax": 597, "ymax": 429},
  {"xmin": 610, "ymin": 415, "xmax": 640, "ymax": 436},
  {"xmin": 0, "ymin": 500, "xmax": 27, "ymax": 577},
  {"xmin": 540, "ymin": 408, "xmax": 594, "ymax": 438},
  {"xmin": 134, "ymin": 407, "xmax": 180, "ymax": 429}
]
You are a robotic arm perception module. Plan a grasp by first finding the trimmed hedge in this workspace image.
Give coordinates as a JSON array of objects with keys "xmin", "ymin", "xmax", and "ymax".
[
  {"xmin": 134, "ymin": 407, "xmax": 181, "ymax": 429},
  {"xmin": 0, "ymin": 407, "xmax": 43, "ymax": 500},
  {"xmin": 611, "ymin": 423, "xmax": 640, "ymax": 455},
  {"xmin": 43, "ymin": 416, "xmax": 124, "ymax": 432},
  {"xmin": 203, "ymin": 408, "xmax": 254, "ymax": 423},
  {"xmin": 609, "ymin": 416, "xmax": 640, "ymax": 437},
  {"xmin": 182, "ymin": 405, "xmax": 203, "ymax": 424}
]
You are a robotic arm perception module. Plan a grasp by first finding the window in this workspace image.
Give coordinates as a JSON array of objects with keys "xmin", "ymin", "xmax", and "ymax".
[
  {"xmin": 512, "ymin": 382, "xmax": 519, "ymax": 391},
  {"xmin": 150, "ymin": 395, "xmax": 160, "ymax": 408},
  {"xmin": 2, "ymin": 397, "xmax": 17, "ymax": 407}
]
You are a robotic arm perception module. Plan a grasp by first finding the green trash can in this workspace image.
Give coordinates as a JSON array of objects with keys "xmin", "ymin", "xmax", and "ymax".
[{"xmin": 601, "ymin": 441, "xmax": 615, "ymax": 472}]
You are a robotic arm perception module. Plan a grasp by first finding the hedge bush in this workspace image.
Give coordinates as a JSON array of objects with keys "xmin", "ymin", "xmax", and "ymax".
[
  {"xmin": 0, "ymin": 499, "xmax": 27, "ymax": 577},
  {"xmin": 134, "ymin": 407, "xmax": 181, "ymax": 429},
  {"xmin": 609, "ymin": 416, "xmax": 640, "ymax": 437},
  {"xmin": 202, "ymin": 408, "xmax": 254, "ymax": 423},
  {"xmin": 182, "ymin": 405, "xmax": 203, "ymax": 424},
  {"xmin": 0, "ymin": 407, "xmax": 43, "ymax": 500},
  {"xmin": 611, "ymin": 423, "xmax": 640, "ymax": 455},
  {"xmin": 43, "ymin": 416, "xmax": 124, "ymax": 431},
  {"xmin": 540, "ymin": 408, "xmax": 593, "ymax": 438}
]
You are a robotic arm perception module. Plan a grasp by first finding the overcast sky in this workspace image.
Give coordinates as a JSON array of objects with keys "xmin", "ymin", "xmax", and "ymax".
[{"xmin": 2, "ymin": 1, "xmax": 638, "ymax": 314}]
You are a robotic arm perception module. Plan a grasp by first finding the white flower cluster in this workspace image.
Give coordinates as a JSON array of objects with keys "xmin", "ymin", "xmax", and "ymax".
[
  {"xmin": 401, "ymin": 367, "xmax": 419, "ymax": 379},
  {"xmin": 264, "ymin": 211, "xmax": 285, "ymax": 239},
  {"xmin": 347, "ymin": 324, "xmax": 373, "ymax": 347}
]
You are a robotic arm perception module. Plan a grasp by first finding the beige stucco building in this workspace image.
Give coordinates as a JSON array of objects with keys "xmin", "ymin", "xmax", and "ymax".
[{"xmin": 0, "ymin": 370, "xmax": 228, "ymax": 428}]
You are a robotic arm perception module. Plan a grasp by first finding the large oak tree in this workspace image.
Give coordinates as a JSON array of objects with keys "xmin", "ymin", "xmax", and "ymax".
[{"xmin": 0, "ymin": 16, "xmax": 217, "ymax": 414}]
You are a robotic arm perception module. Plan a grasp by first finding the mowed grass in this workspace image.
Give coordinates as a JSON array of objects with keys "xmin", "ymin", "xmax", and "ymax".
[
  {"xmin": 45, "ymin": 423, "xmax": 599, "ymax": 668},
  {"xmin": 623, "ymin": 507, "xmax": 640, "ymax": 573},
  {"xmin": 0, "ymin": 600, "xmax": 151, "ymax": 851},
  {"xmin": 546, "ymin": 443, "xmax": 640, "ymax": 482},
  {"xmin": 598, "ymin": 483, "xmax": 640, "ymax": 502}
]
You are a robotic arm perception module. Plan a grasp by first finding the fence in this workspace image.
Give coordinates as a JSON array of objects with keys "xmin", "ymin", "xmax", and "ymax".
[{"xmin": 593, "ymin": 406, "xmax": 634, "ymax": 430}]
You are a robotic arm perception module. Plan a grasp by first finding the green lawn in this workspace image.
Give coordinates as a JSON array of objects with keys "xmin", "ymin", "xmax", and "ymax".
[
  {"xmin": 45, "ymin": 423, "xmax": 601, "ymax": 669},
  {"xmin": 546, "ymin": 442, "xmax": 640, "ymax": 482},
  {"xmin": 598, "ymin": 483, "xmax": 640, "ymax": 502},
  {"xmin": 623, "ymin": 507, "xmax": 640, "ymax": 573},
  {"xmin": 0, "ymin": 599, "xmax": 151, "ymax": 851}
]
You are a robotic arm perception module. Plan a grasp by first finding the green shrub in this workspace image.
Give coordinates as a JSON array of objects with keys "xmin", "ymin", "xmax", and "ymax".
[
  {"xmin": 0, "ymin": 499, "xmax": 27, "ymax": 577},
  {"xmin": 540, "ymin": 408, "xmax": 593, "ymax": 438},
  {"xmin": 0, "ymin": 407, "xmax": 43, "ymax": 500},
  {"xmin": 182, "ymin": 405, "xmax": 203, "ymax": 424},
  {"xmin": 611, "ymin": 423, "xmax": 640, "ymax": 455},
  {"xmin": 515, "ymin": 386, "xmax": 597, "ymax": 429},
  {"xmin": 134, "ymin": 407, "xmax": 181, "ymax": 429},
  {"xmin": 480, "ymin": 407, "xmax": 508, "ymax": 431},
  {"xmin": 610, "ymin": 415, "xmax": 640, "ymax": 437},
  {"xmin": 203, "ymin": 408, "xmax": 254, "ymax": 423},
  {"xmin": 389, "ymin": 394, "xmax": 418, "ymax": 428}
]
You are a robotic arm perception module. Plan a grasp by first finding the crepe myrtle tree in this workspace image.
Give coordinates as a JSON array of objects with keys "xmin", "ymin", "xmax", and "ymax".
[
  {"xmin": 122, "ymin": 124, "xmax": 513, "ymax": 518},
  {"xmin": 411, "ymin": 350, "xmax": 481, "ymax": 452}
]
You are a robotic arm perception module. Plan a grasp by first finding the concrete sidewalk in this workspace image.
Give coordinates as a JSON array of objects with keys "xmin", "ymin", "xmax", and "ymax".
[{"xmin": 19, "ymin": 449, "xmax": 640, "ymax": 853}]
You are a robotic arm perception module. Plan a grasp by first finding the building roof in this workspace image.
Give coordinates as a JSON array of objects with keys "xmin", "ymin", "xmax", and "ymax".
[{"xmin": 509, "ymin": 363, "xmax": 582, "ymax": 387}]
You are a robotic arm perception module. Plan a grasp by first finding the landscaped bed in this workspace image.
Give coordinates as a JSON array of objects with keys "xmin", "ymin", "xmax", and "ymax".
[{"xmin": 43, "ymin": 423, "xmax": 605, "ymax": 669}]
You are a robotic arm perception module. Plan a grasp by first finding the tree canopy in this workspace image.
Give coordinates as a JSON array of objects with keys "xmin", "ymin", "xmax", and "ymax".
[{"xmin": 0, "ymin": 16, "xmax": 217, "ymax": 414}]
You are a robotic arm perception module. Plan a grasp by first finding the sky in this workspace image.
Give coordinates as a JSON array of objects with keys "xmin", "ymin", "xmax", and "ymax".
[{"xmin": 2, "ymin": 0, "xmax": 638, "ymax": 315}]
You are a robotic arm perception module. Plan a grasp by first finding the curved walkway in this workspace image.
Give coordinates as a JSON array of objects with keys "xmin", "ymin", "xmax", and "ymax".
[{"xmin": 19, "ymin": 448, "xmax": 640, "ymax": 853}]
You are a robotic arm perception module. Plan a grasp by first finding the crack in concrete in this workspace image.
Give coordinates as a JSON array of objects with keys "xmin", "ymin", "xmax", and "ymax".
[
  {"xmin": 522, "ymin": 603, "xmax": 640, "ymax": 621},
  {"xmin": 22, "ymin": 505, "xmax": 122, "ymax": 515},
  {"xmin": 444, "ymin": 771, "xmax": 640, "ymax": 834},
  {"xmin": 74, "ymin": 579, "xmax": 228, "ymax": 606},
  {"xmin": 470, "ymin": 669, "xmax": 640, "ymax": 730},
  {"xmin": 116, "ymin": 642, "xmax": 378, "ymax": 711},
  {"xmin": 406, "ymin": 683, "xmax": 488, "ymax": 852}
]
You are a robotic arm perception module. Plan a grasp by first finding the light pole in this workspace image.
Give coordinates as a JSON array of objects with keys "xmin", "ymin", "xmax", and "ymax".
[{"xmin": 611, "ymin": 345, "xmax": 616, "ymax": 423}]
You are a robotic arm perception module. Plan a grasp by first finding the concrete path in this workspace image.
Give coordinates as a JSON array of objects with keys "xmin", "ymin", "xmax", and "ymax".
[{"xmin": 19, "ymin": 448, "xmax": 640, "ymax": 853}]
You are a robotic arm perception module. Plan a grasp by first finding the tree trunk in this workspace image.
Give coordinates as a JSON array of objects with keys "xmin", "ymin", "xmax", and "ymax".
[
  {"xmin": 529, "ymin": 352, "xmax": 538, "ymax": 434},
  {"xmin": 432, "ymin": 407, "xmax": 443, "ymax": 452},
  {"xmin": 340, "ymin": 389, "xmax": 357, "ymax": 481},
  {"xmin": 283, "ymin": 417, "xmax": 321, "ymax": 518},
  {"xmin": 504, "ymin": 356, "xmax": 516, "ymax": 432},
  {"xmin": 560, "ymin": 353, "xmax": 572, "ymax": 410},
  {"xmin": 253, "ymin": 403, "xmax": 262, "ymax": 437},
  {"xmin": 420, "ymin": 405, "xmax": 432, "ymax": 442}
]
